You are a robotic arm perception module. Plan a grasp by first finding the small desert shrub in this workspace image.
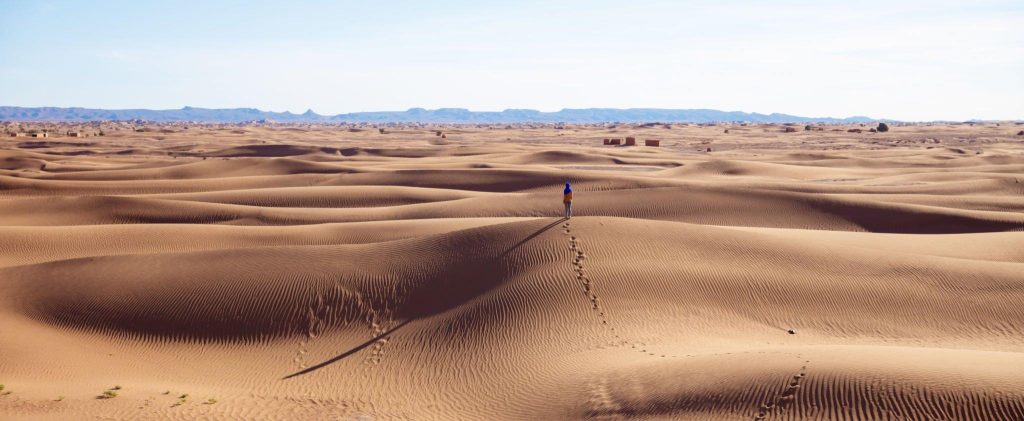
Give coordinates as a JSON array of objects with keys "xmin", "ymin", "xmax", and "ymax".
[
  {"xmin": 172, "ymin": 393, "xmax": 189, "ymax": 407},
  {"xmin": 204, "ymin": 398, "xmax": 218, "ymax": 405},
  {"xmin": 877, "ymin": 122, "xmax": 889, "ymax": 132},
  {"xmin": 96, "ymin": 385, "xmax": 121, "ymax": 399}
]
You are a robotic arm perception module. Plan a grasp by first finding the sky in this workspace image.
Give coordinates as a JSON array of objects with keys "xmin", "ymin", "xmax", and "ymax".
[{"xmin": 1, "ymin": 0, "xmax": 1022, "ymax": 121}]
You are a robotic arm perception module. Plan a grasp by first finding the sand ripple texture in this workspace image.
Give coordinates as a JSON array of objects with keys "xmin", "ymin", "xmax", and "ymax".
[{"xmin": 1, "ymin": 124, "xmax": 1024, "ymax": 420}]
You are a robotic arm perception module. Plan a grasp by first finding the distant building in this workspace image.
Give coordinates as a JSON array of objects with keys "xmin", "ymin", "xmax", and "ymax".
[
  {"xmin": 645, "ymin": 139, "xmax": 660, "ymax": 147},
  {"xmin": 67, "ymin": 131, "xmax": 83, "ymax": 137},
  {"xmin": 32, "ymin": 132, "xmax": 47, "ymax": 138}
]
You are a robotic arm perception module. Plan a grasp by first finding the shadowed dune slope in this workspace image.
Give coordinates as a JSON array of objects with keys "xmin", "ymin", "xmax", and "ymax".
[{"xmin": 2, "ymin": 133, "xmax": 1023, "ymax": 420}]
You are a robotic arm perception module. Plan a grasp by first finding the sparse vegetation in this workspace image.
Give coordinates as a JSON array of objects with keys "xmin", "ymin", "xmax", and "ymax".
[
  {"xmin": 172, "ymin": 393, "xmax": 189, "ymax": 407},
  {"xmin": 204, "ymin": 398, "xmax": 218, "ymax": 405},
  {"xmin": 96, "ymin": 385, "xmax": 121, "ymax": 399},
  {"xmin": 56, "ymin": 396, "xmax": 64, "ymax": 402},
  {"xmin": 877, "ymin": 122, "xmax": 889, "ymax": 132}
]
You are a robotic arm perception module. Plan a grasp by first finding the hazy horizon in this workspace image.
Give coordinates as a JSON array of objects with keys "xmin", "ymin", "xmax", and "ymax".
[{"xmin": 2, "ymin": 0, "xmax": 1022, "ymax": 121}]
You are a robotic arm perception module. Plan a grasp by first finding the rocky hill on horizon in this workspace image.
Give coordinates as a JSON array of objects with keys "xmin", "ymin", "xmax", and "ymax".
[{"xmin": 0, "ymin": 106, "xmax": 879, "ymax": 124}]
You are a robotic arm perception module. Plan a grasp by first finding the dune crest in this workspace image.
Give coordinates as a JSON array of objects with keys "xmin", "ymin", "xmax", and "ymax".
[{"xmin": 2, "ymin": 123, "xmax": 1023, "ymax": 420}]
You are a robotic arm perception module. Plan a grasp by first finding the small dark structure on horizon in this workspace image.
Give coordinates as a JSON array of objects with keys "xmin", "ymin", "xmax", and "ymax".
[
  {"xmin": 645, "ymin": 139, "xmax": 660, "ymax": 147},
  {"xmin": 608, "ymin": 138, "xmax": 622, "ymax": 145},
  {"xmin": 624, "ymin": 137, "xmax": 636, "ymax": 146}
]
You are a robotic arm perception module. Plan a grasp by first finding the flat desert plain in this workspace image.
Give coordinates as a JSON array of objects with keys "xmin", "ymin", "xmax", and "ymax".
[{"xmin": 1, "ymin": 122, "xmax": 1024, "ymax": 420}]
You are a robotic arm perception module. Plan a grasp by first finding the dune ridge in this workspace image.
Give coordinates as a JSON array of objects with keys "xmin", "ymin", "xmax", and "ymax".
[{"xmin": 1, "ymin": 123, "xmax": 1023, "ymax": 420}]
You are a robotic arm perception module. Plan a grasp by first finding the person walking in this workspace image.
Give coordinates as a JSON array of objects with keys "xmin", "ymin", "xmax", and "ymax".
[{"xmin": 563, "ymin": 181, "xmax": 573, "ymax": 219}]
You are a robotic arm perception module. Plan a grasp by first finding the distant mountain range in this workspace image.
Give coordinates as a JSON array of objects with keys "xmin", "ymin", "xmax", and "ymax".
[{"xmin": 0, "ymin": 106, "xmax": 878, "ymax": 124}]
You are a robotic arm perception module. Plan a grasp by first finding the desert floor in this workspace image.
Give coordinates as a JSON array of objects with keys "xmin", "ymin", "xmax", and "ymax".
[{"xmin": 1, "ymin": 123, "xmax": 1024, "ymax": 420}]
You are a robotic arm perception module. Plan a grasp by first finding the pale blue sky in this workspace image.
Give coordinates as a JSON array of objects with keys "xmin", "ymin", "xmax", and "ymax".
[{"xmin": 1, "ymin": 0, "xmax": 1021, "ymax": 120}]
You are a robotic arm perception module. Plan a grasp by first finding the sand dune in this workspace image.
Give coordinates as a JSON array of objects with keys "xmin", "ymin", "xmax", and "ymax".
[{"xmin": 1, "ymin": 123, "xmax": 1023, "ymax": 420}]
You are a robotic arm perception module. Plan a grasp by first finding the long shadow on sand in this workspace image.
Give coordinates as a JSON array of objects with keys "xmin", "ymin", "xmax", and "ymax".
[
  {"xmin": 498, "ymin": 217, "xmax": 567, "ymax": 258},
  {"xmin": 283, "ymin": 217, "xmax": 567, "ymax": 380},
  {"xmin": 283, "ymin": 319, "xmax": 413, "ymax": 379}
]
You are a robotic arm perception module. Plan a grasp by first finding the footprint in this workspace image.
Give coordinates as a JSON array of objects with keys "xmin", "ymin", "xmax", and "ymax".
[{"xmin": 757, "ymin": 365, "xmax": 809, "ymax": 418}]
